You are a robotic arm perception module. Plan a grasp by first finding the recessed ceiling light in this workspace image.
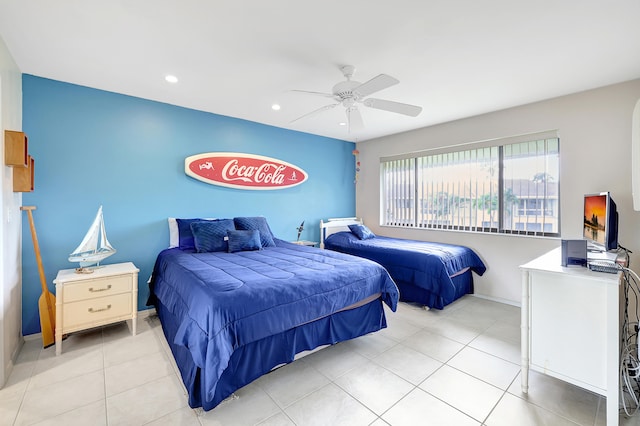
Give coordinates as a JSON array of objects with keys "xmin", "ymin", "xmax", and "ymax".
[
  {"xmin": 165, "ymin": 75, "xmax": 178, "ymax": 83},
  {"xmin": 272, "ymin": 104, "xmax": 281, "ymax": 111},
  {"xmin": 339, "ymin": 122, "xmax": 347, "ymax": 126}
]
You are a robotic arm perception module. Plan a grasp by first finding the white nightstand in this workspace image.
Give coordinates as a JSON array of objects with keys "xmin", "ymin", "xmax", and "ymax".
[
  {"xmin": 291, "ymin": 240, "xmax": 318, "ymax": 247},
  {"xmin": 53, "ymin": 262, "xmax": 139, "ymax": 355}
]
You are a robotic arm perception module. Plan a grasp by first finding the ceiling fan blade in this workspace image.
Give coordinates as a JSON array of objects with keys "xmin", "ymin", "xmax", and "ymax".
[
  {"xmin": 363, "ymin": 98, "xmax": 423, "ymax": 117},
  {"xmin": 290, "ymin": 103, "xmax": 339, "ymax": 123},
  {"xmin": 347, "ymin": 107, "xmax": 364, "ymax": 133},
  {"xmin": 353, "ymin": 74, "xmax": 399, "ymax": 98},
  {"xmin": 290, "ymin": 89, "xmax": 336, "ymax": 99}
]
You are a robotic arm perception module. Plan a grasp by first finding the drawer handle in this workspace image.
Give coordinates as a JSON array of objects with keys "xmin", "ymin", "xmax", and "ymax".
[
  {"xmin": 88, "ymin": 304, "xmax": 112, "ymax": 313},
  {"xmin": 88, "ymin": 285, "xmax": 112, "ymax": 292}
]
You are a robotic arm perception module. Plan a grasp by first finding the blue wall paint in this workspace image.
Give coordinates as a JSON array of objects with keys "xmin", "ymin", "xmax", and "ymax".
[{"xmin": 22, "ymin": 75, "xmax": 355, "ymax": 336}]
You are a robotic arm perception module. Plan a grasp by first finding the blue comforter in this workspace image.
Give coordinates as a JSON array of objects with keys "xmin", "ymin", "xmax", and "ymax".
[
  {"xmin": 324, "ymin": 232, "xmax": 486, "ymax": 306},
  {"xmin": 149, "ymin": 239, "xmax": 398, "ymax": 403}
]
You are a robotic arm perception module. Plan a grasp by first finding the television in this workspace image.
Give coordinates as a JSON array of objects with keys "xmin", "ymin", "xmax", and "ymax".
[{"xmin": 583, "ymin": 192, "xmax": 618, "ymax": 252}]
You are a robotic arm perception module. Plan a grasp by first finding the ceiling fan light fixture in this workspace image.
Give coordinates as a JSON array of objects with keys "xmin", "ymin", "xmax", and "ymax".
[
  {"xmin": 289, "ymin": 64, "xmax": 422, "ymax": 131},
  {"xmin": 340, "ymin": 65, "xmax": 355, "ymax": 80}
]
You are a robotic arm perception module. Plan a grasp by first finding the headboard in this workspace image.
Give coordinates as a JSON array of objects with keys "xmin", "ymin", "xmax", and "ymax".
[{"xmin": 319, "ymin": 217, "xmax": 363, "ymax": 249}]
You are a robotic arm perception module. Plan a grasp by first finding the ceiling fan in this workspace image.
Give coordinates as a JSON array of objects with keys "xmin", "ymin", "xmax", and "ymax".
[{"xmin": 290, "ymin": 65, "xmax": 423, "ymax": 133}]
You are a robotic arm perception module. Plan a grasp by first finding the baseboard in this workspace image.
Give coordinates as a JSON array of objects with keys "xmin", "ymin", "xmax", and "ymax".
[
  {"xmin": 23, "ymin": 333, "xmax": 41, "ymax": 342},
  {"xmin": 1, "ymin": 337, "xmax": 25, "ymax": 388},
  {"xmin": 471, "ymin": 293, "xmax": 521, "ymax": 308},
  {"xmin": 138, "ymin": 307, "xmax": 157, "ymax": 319}
]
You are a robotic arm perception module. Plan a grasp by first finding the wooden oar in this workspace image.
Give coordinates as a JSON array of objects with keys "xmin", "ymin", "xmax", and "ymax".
[{"xmin": 21, "ymin": 206, "xmax": 56, "ymax": 348}]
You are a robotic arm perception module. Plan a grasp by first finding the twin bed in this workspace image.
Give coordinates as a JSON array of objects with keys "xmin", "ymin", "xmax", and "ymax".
[
  {"xmin": 148, "ymin": 216, "xmax": 484, "ymax": 411},
  {"xmin": 320, "ymin": 218, "xmax": 486, "ymax": 310}
]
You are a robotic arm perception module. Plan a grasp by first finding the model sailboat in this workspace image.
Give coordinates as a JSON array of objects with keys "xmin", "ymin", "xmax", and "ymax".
[{"xmin": 69, "ymin": 206, "xmax": 116, "ymax": 272}]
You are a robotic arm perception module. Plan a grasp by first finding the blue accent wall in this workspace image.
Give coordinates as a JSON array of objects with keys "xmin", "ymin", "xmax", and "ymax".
[{"xmin": 21, "ymin": 75, "xmax": 355, "ymax": 336}]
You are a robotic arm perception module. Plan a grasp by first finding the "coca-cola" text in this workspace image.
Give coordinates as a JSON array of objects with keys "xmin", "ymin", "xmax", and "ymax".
[{"xmin": 221, "ymin": 159, "xmax": 286, "ymax": 185}]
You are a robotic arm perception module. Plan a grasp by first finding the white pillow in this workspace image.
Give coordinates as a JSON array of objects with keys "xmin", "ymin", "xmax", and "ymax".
[{"xmin": 168, "ymin": 218, "xmax": 179, "ymax": 248}]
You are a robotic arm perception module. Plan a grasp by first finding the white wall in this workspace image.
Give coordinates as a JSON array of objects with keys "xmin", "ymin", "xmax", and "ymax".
[
  {"xmin": 356, "ymin": 79, "xmax": 640, "ymax": 305},
  {"xmin": 0, "ymin": 36, "xmax": 23, "ymax": 387}
]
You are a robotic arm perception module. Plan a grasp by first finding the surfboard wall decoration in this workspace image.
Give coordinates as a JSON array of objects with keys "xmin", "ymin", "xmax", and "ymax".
[{"xmin": 185, "ymin": 152, "xmax": 308, "ymax": 190}]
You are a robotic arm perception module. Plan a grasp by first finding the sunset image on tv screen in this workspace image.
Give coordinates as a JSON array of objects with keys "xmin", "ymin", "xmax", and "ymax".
[{"xmin": 583, "ymin": 195, "xmax": 606, "ymax": 244}]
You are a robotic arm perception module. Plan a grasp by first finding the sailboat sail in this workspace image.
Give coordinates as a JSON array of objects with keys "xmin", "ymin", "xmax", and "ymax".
[{"xmin": 69, "ymin": 206, "xmax": 116, "ymax": 267}]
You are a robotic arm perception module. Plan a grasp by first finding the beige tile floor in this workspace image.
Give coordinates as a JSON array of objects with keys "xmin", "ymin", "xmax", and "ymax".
[{"xmin": 0, "ymin": 296, "xmax": 635, "ymax": 425}]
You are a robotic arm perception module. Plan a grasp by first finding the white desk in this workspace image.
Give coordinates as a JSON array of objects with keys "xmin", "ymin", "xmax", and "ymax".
[{"xmin": 520, "ymin": 248, "xmax": 621, "ymax": 426}]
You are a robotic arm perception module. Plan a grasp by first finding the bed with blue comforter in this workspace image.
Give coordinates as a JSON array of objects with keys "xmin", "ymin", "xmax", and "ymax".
[
  {"xmin": 148, "ymin": 228, "xmax": 398, "ymax": 411},
  {"xmin": 323, "ymin": 224, "xmax": 485, "ymax": 309}
]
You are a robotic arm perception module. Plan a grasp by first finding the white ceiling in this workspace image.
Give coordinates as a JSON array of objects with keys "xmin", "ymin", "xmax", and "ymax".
[{"xmin": 1, "ymin": 1, "xmax": 639, "ymax": 142}]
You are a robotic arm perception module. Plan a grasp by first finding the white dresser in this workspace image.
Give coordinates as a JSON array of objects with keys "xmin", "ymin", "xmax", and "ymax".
[
  {"xmin": 53, "ymin": 262, "xmax": 139, "ymax": 355},
  {"xmin": 520, "ymin": 248, "xmax": 622, "ymax": 426}
]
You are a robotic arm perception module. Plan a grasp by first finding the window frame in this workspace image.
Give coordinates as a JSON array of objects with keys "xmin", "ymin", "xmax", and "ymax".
[{"xmin": 380, "ymin": 131, "xmax": 560, "ymax": 238}]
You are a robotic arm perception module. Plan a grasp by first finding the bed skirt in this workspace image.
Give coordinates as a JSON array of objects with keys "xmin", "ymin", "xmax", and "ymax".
[
  {"xmin": 156, "ymin": 297, "xmax": 388, "ymax": 411},
  {"xmin": 396, "ymin": 269, "xmax": 474, "ymax": 309}
]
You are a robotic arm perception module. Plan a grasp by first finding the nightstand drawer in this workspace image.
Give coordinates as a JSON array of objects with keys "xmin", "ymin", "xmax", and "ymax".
[
  {"xmin": 63, "ymin": 274, "xmax": 132, "ymax": 302},
  {"xmin": 62, "ymin": 293, "xmax": 132, "ymax": 329}
]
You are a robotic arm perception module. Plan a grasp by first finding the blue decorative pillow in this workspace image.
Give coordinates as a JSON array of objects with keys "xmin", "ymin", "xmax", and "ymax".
[
  {"xmin": 233, "ymin": 216, "xmax": 276, "ymax": 247},
  {"xmin": 190, "ymin": 219, "xmax": 235, "ymax": 253},
  {"xmin": 227, "ymin": 229, "xmax": 262, "ymax": 253},
  {"xmin": 176, "ymin": 218, "xmax": 219, "ymax": 250},
  {"xmin": 348, "ymin": 224, "xmax": 376, "ymax": 240}
]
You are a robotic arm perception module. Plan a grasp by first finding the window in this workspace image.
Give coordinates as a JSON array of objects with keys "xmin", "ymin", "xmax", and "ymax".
[
  {"xmin": 381, "ymin": 158, "xmax": 415, "ymax": 227},
  {"xmin": 381, "ymin": 134, "xmax": 559, "ymax": 237}
]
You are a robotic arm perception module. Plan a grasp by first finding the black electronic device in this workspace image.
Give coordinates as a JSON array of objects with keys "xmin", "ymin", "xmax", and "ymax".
[
  {"xmin": 587, "ymin": 260, "xmax": 621, "ymax": 274},
  {"xmin": 583, "ymin": 192, "xmax": 618, "ymax": 252},
  {"xmin": 561, "ymin": 239, "xmax": 587, "ymax": 267}
]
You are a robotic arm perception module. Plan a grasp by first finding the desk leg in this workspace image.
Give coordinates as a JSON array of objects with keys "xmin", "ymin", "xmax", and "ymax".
[
  {"xmin": 521, "ymin": 269, "xmax": 530, "ymax": 393},
  {"xmin": 606, "ymin": 279, "xmax": 620, "ymax": 426}
]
